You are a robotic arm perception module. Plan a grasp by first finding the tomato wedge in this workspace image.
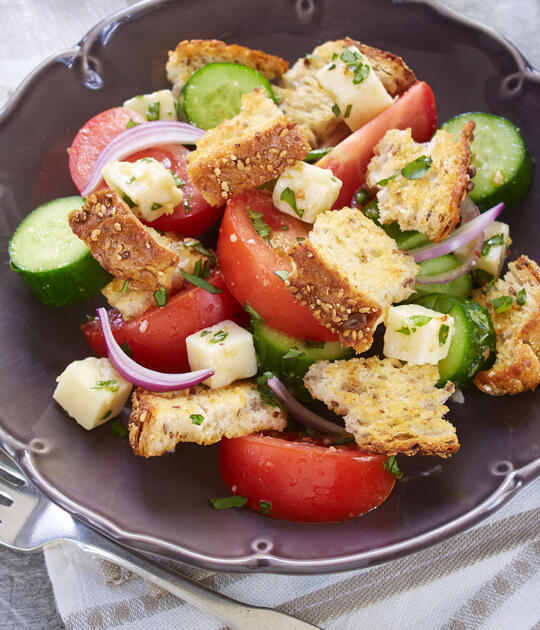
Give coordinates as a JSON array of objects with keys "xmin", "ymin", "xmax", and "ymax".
[
  {"xmin": 217, "ymin": 190, "xmax": 337, "ymax": 341},
  {"xmin": 219, "ymin": 433, "xmax": 396, "ymax": 523},
  {"xmin": 82, "ymin": 270, "xmax": 246, "ymax": 373},
  {"xmin": 318, "ymin": 81, "xmax": 437, "ymax": 208}
]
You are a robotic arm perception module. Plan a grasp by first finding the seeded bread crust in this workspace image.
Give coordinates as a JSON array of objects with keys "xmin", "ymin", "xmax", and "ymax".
[
  {"xmin": 129, "ymin": 381, "xmax": 286, "ymax": 456},
  {"xmin": 473, "ymin": 255, "xmax": 540, "ymax": 395},
  {"xmin": 166, "ymin": 39, "xmax": 289, "ymax": 96},
  {"xmin": 304, "ymin": 357, "xmax": 458, "ymax": 457},
  {"xmin": 366, "ymin": 122, "xmax": 475, "ymax": 243},
  {"xmin": 187, "ymin": 90, "xmax": 310, "ymax": 206},
  {"xmin": 287, "ymin": 207, "xmax": 418, "ymax": 353},
  {"xmin": 69, "ymin": 190, "xmax": 180, "ymax": 292}
]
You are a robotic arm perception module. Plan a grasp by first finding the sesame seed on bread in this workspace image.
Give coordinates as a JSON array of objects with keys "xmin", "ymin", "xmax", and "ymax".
[
  {"xmin": 166, "ymin": 39, "xmax": 289, "ymax": 96},
  {"xmin": 186, "ymin": 90, "xmax": 311, "ymax": 207},
  {"xmin": 304, "ymin": 357, "xmax": 458, "ymax": 457},
  {"xmin": 473, "ymin": 255, "xmax": 540, "ymax": 395},
  {"xmin": 365, "ymin": 122, "xmax": 475, "ymax": 243},
  {"xmin": 129, "ymin": 380, "xmax": 287, "ymax": 456},
  {"xmin": 287, "ymin": 207, "xmax": 418, "ymax": 353}
]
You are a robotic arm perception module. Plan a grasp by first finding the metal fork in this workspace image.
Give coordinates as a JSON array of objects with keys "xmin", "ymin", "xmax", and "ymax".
[{"xmin": 0, "ymin": 451, "xmax": 318, "ymax": 630}]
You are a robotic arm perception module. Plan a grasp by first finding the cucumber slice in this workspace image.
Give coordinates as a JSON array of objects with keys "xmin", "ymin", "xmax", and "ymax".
[
  {"xmin": 9, "ymin": 196, "xmax": 112, "ymax": 307},
  {"xmin": 413, "ymin": 294, "xmax": 496, "ymax": 387},
  {"xmin": 251, "ymin": 319, "xmax": 353, "ymax": 400},
  {"xmin": 410, "ymin": 254, "xmax": 472, "ymax": 300},
  {"xmin": 181, "ymin": 62, "xmax": 276, "ymax": 130},
  {"xmin": 441, "ymin": 112, "xmax": 533, "ymax": 212},
  {"xmin": 361, "ymin": 199, "xmax": 429, "ymax": 250}
]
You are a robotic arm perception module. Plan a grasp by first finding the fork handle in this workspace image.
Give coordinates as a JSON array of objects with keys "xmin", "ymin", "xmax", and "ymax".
[{"xmin": 75, "ymin": 535, "xmax": 318, "ymax": 630}]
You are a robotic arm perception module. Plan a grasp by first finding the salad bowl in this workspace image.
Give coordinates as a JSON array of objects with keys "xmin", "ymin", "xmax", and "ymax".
[{"xmin": 0, "ymin": 0, "xmax": 539, "ymax": 573}]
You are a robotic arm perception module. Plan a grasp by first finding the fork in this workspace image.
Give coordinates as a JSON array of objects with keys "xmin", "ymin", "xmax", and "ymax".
[{"xmin": 0, "ymin": 450, "xmax": 318, "ymax": 630}]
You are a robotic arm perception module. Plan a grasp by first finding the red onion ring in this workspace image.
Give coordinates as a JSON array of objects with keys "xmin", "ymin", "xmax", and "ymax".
[
  {"xmin": 82, "ymin": 121, "xmax": 205, "ymax": 197},
  {"xmin": 96, "ymin": 308, "xmax": 213, "ymax": 392},
  {"xmin": 267, "ymin": 376, "xmax": 352, "ymax": 437}
]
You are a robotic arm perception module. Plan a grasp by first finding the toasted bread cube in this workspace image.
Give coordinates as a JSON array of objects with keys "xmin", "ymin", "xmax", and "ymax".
[
  {"xmin": 186, "ymin": 320, "xmax": 257, "ymax": 389},
  {"xmin": 186, "ymin": 90, "xmax": 310, "ymax": 207},
  {"xmin": 384, "ymin": 304, "xmax": 454, "ymax": 365},
  {"xmin": 129, "ymin": 381, "xmax": 286, "ymax": 455},
  {"xmin": 102, "ymin": 158, "xmax": 183, "ymax": 222},
  {"xmin": 272, "ymin": 162, "xmax": 342, "ymax": 223},
  {"xmin": 316, "ymin": 46, "xmax": 393, "ymax": 132},
  {"xmin": 366, "ymin": 124, "xmax": 475, "ymax": 243},
  {"xmin": 288, "ymin": 207, "xmax": 418, "ymax": 352},
  {"xmin": 53, "ymin": 358, "xmax": 132, "ymax": 430},
  {"xmin": 473, "ymin": 255, "xmax": 540, "ymax": 395},
  {"xmin": 123, "ymin": 89, "xmax": 177, "ymax": 121}
]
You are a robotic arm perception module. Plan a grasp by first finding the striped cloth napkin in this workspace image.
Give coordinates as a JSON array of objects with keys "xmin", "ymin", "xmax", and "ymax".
[{"xmin": 2, "ymin": 1, "xmax": 539, "ymax": 628}]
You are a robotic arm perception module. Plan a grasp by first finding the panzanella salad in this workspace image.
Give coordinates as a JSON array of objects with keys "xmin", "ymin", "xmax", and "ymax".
[{"xmin": 9, "ymin": 37, "xmax": 538, "ymax": 523}]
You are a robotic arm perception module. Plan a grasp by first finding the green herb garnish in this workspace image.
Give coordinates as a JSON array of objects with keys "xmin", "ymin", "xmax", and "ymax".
[
  {"xmin": 340, "ymin": 47, "xmax": 370, "ymax": 84},
  {"xmin": 119, "ymin": 279, "xmax": 129, "ymax": 294},
  {"xmin": 516, "ymin": 288, "xmax": 527, "ymax": 306},
  {"xmin": 244, "ymin": 301, "xmax": 262, "ymax": 321},
  {"xmin": 200, "ymin": 330, "xmax": 211, "ymax": 337},
  {"xmin": 126, "ymin": 176, "xmax": 136, "ymax": 184},
  {"xmin": 110, "ymin": 419, "xmax": 128, "ymax": 438},
  {"xmin": 101, "ymin": 409, "xmax": 112, "ymax": 421},
  {"xmin": 210, "ymin": 496, "xmax": 248, "ymax": 510},
  {"xmin": 492, "ymin": 295, "xmax": 513, "ymax": 313},
  {"xmin": 184, "ymin": 239, "xmax": 217, "ymax": 263},
  {"xmin": 181, "ymin": 270, "xmax": 223, "ymax": 294},
  {"xmin": 146, "ymin": 101, "xmax": 160, "ymax": 121},
  {"xmin": 122, "ymin": 193, "xmax": 136, "ymax": 208},
  {"xmin": 327, "ymin": 63, "xmax": 336, "ymax": 71},
  {"xmin": 344, "ymin": 104, "xmax": 352, "ymax": 119},
  {"xmin": 296, "ymin": 237, "xmax": 305, "ymax": 244},
  {"xmin": 274, "ymin": 270, "xmax": 290, "ymax": 282},
  {"xmin": 153, "ymin": 286, "xmax": 168, "ymax": 307},
  {"xmin": 256, "ymin": 371, "xmax": 282, "ymax": 409},
  {"xmin": 258, "ymin": 500, "xmax": 272, "ymax": 514},
  {"xmin": 304, "ymin": 147, "xmax": 333, "ymax": 163},
  {"xmin": 193, "ymin": 258, "xmax": 211, "ymax": 279},
  {"xmin": 150, "ymin": 202, "xmax": 162, "ymax": 211},
  {"xmin": 169, "ymin": 169, "xmax": 185, "ymax": 188},
  {"xmin": 481, "ymin": 233, "xmax": 505, "ymax": 257},
  {"xmin": 247, "ymin": 206, "xmax": 272, "ymax": 241},
  {"xmin": 439, "ymin": 324, "xmax": 450, "ymax": 346},
  {"xmin": 92, "ymin": 379, "xmax": 119, "ymax": 393},
  {"xmin": 408, "ymin": 315, "xmax": 432, "ymax": 328},
  {"xmin": 331, "ymin": 103, "xmax": 341, "ymax": 117},
  {"xmin": 190, "ymin": 414, "xmax": 204, "ymax": 426},
  {"xmin": 280, "ymin": 187, "xmax": 302, "ymax": 218},
  {"xmin": 209, "ymin": 330, "xmax": 228, "ymax": 344},
  {"xmin": 282, "ymin": 348, "xmax": 305, "ymax": 359},
  {"xmin": 126, "ymin": 118, "xmax": 138, "ymax": 129},
  {"xmin": 401, "ymin": 155, "xmax": 433, "ymax": 180},
  {"xmin": 395, "ymin": 326, "xmax": 411, "ymax": 336},
  {"xmin": 384, "ymin": 455, "xmax": 403, "ymax": 479}
]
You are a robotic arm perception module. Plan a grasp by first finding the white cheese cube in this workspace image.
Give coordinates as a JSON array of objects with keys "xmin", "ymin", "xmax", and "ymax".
[
  {"xmin": 123, "ymin": 89, "xmax": 177, "ymax": 121},
  {"xmin": 383, "ymin": 304, "xmax": 455, "ymax": 365},
  {"xmin": 186, "ymin": 320, "xmax": 257, "ymax": 389},
  {"xmin": 53, "ymin": 358, "xmax": 132, "ymax": 430},
  {"xmin": 316, "ymin": 46, "xmax": 393, "ymax": 132},
  {"xmin": 102, "ymin": 158, "xmax": 184, "ymax": 222},
  {"xmin": 454, "ymin": 221, "xmax": 510, "ymax": 280},
  {"xmin": 272, "ymin": 161, "xmax": 342, "ymax": 223}
]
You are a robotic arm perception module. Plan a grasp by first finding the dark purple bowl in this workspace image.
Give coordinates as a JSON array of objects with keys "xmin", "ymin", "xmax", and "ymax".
[{"xmin": 0, "ymin": 0, "xmax": 539, "ymax": 573}]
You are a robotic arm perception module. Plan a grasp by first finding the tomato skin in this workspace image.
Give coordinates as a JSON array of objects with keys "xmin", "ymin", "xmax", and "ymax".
[
  {"xmin": 219, "ymin": 433, "xmax": 395, "ymax": 523},
  {"xmin": 217, "ymin": 190, "xmax": 337, "ymax": 341},
  {"xmin": 69, "ymin": 107, "xmax": 146, "ymax": 192},
  {"xmin": 318, "ymin": 81, "xmax": 437, "ymax": 208},
  {"xmin": 82, "ymin": 270, "xmax": 246, "ymax": 373}
]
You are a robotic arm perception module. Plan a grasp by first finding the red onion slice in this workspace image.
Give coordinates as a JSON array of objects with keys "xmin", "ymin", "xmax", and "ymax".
[
  {"xmin": 267, "ymin": 376, "xmax": 352, "ymax": 437},
  {"xmin": 82, "ymin": 121, "xmax": 205, "ymax": 196},
  {"xmin": 96, "ymin": 308, "xmax": 213, "ymax": 392}
]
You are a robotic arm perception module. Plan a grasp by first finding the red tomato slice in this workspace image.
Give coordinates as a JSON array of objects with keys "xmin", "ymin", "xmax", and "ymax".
[
  {"xmin": 217, "ymin": 190, "xmax": 337, "ymax": 341},
  {"xmin": 82, "ymin": 270, "xmax": 246, "ymax": 373},
  {"xmin": 318, "ymin": 81, "xmax": 437, "ymax": 208},
  {"xmin": 69, "ymin": 107, "xmax": 145, "ymax": 192},
  {"xmin": 219, "ymin": 433, "xmax": 396, "ymax": 523}
]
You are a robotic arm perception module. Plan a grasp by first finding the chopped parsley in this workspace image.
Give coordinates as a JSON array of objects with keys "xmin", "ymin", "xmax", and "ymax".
[
  {"xmin": 258, "ymin": 500, "xmax": 272, "ymax": 514},
  {"xmin": 331, "ymin": 103, "xmax": 341, "ymax": 117},
  {"xmin": 304, "ymin": 147, "xmax": 333, "ymax": 163},
  {"xmin": 110, "ymin": 419, "xmax": 128, "ymax": 438},
  {"xmin": 282, "ymin": 225, "xmax": 289, "ymax": 231},
  {"xmin": 396, "ymin": 315, "xmax": 432, "ymax": 336},
  {"xmin": 184, "ymin": 193, "xmax": 193, "ymax": 214},
  {"xmin": 327, "ymin": 63, "xmax": 336, "ymax": 71},
  {"xmin": 190, "ymin": 414, "xmax": 204, "ymax": 426},
  {"xmin": 340, "ymin": 47, "xmax": 370, "ymax": 84},
  {"xmin": 150, "ymin": 202, "xmax": 162, "ymax": 211},
  {"xmin": 256, "ymin": 371, "xmax": 282, "ymax": 409},
  {"xmin": 395, "ymin": 326, "xmax": 412, "ymax": 336},
  {"xmin": 210, "ymin": 496, "xmax": 248, "ymax": 510},
  {"xmin": 169, "ymin": 169, "xmax": 185, "ymax": 188},
  {"xmin": 120, "ymin": 341, "xmax": 133, "ymax": 357},
  {"xmin": 492, "ymin": 295, "xmax": 513, "ymax": 313},
  {"xmin": 331, "ymin": 52, "xmax": 338, "ymax": 60},
  {"xmin": 146, "ymin": 101, "xmax": 160, "ymax": 121},
  {"xmin": 274, "ymin": 270, "xmax": 290, "ymax": 282},
  {"xmin": 401, "ymin": 155, "xmax": 433, "ymax": 180},
  {"xmin": 280, "ymin": 187, "xmax": 302, "ymax": 218},
  {"xmin": 344, "ymin": 104, "xmax": 352, "ymax": 119},
  {"xmin": 200, "ymin": 330, "xmax": 211, "ymax": 337},
  {"xmin": 126, "ymin": 176, "xmax": 136, "ymax": 184},
  {"xmin": 92, "ymin": 379, "xmax": 119, "ymax": 393},
  {"xmin": 153, "ymin": 286, "xmax": 168, "ymax": 307},
  {"xmin": 296, "ymin": 237, "xmax": 305, "ymax": 244},
  {"xmin": 101, "ymin": 409, "xmax": 112, "ymax": 421},
  {"xmin": 126, "ymin": 118, "xmax": 138, "ymax": 129},
  {"xmin": 193, "ymin": 258, "xmax": 211, "ymax": 279},
  {"xmin": 482, "ymin": 276, "xmax": 497, "ymax": 294},
  {"xmin": 119, "ymin": 279, "xmax": 129, "ymax": 294},
  {"xmin": 481, "ymin": 233, "xmax": 505, "ymax": 257},
  {"xmin": 244, "ymin": 301, "xmax": 262, "ymax": 321},
  {"xmin": 439, "ymin": 324, "xmax": 450, "ymax": 347},
  {"xmin": 184, "ymin": 239, "xmax": 217, "ymax": 263},
  {"xmin": 122, "ymin": 193, "xmax": 136, "ymax": 208},
  {"xmin": 181, "ymin": 270, "xmax": 223, "ymax": 294},
  {"xmin": 209, "ymin": 330, "xmax": 228, "ymax": 344},
  {"xmin": 384, "ymin": 455, "xmax": 403, "ymax": 479},
  {"xmin": 516, "ymin": 288, "xmax": 527, "ymax": 306},
  {"xmin": 140, "ymin": 157, "xmax": 155, "ymax": 163},
  {"xmin": 247, "ymin": 206, "xmax": 272, "ymax": 242},
  {"xmin": 282, "ymin": 347, "xmax": 305, "ymax": 359}
]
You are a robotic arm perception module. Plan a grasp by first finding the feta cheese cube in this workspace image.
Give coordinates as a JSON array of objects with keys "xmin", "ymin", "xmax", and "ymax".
[
  {"xmin": 383, "ymin": 304, "xmax": 455, "ymax": 365},
  {"xmin": 123, "ymin": 89, "xmax": 177, "ymax": 121},
  {"xmin": 102, "ymin": 158, "xmax": 184, "ymax": 222},
  {"xmin": 316, "ymin": 46, "xmax": 393, "ymax": 132},
  {"xmin": 53, "ymin": 358, "xmax": 132, "ymax": 430},
  {"xmin": 186, "ymin": 320, "xmax": 257, "ymax": 389},
  {"xmin": 272, "ymin": 161, "xmax": 342, "ymax": 223},
  {"xmin": 454, "ymin": 221, "xmax": 511, "ymax": 281}
]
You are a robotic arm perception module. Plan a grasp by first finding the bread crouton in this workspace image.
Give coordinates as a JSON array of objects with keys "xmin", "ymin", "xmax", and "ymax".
[
  {"xmin": 287, "ymin": 207, "xmax": 418, "ymax": 352},
  {"xmin": 365, "ymin": 123, "xmax": 475, "ymax": 243},
  {"xmin": 101, "ymin": 237, "xmax": 210, "ymax": 319},
  {"xmin": 473, "ymin": 255, "xmax": 540, "ymax": 395},
  {"xmin": 166, "ymin": 39, "xmax": 289, "ymax": 96},
  {"xmin": 304, "ymin": 357, "xmax": 458, "ymax": 456},
  {"xmin": 187, "ymin": 90, "xmax": 310, "ymax": 206},
  {"xmin": 129, "ymin": 380, "xmax": 286, "ymax": 456},
  {"xmin": 69, "ymin": 190, "xmax": 180, "ymax": 292},
  {"xmin": 276, "ymin": 38, "xmax": 416, "ymax": 147}
]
